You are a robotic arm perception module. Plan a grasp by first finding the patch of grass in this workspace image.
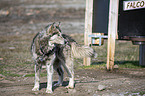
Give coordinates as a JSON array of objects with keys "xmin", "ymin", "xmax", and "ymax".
[
  {"xmin": 114, "ymin": 61, "xmax": 143, "ymax": 69},
  {"xmin": 40, "ymin": 73, "xmax": 47, "ymax": 77},
  {"xmin": 79, "ymin": 62, "xmax": 142, "ymax": 69},
  {"xmin": 25, "ymin": 73, "xmax": 35, "ymax": 77},
  {"xmin": 0, "ymin": 68, "xmax": 21, "ymax": 77},
  {"xmin": 118, "ymin": 63, "xmax": 142, "ymax": 69},
  {"xmin": 25, "ymin": 73, "xmax": 47, "ymax": 77},
  {"xmin": 79, "ymin": 64, "xmax": 106, "ymax": 69},
  {"xmin": 139, "ymin": 91, "xmax": 145, "ymax": 95}
]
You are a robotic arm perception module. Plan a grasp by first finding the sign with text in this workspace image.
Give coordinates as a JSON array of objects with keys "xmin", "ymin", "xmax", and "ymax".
[
  {"xmin": 118, "ymin": 0, "xmax": 145, "ymax": 40},
  {"xmin": 123, "ymin": 0, "xmax": 145, "ymax": 11}
]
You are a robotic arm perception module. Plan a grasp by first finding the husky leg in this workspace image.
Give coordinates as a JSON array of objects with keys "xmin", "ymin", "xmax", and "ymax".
[
  {"xmin": 32, "ymin": 63, "xmax": 41, "ymax": 91},
  {"xmin": 60, "ymin": 60, "xmax": 72, "ymax": 78},
  {"xmin": 65, "ymin": 59, "xmax": 74, "ymax": 89},
  {"xmin": 54, "ymin": 66, "xmax": 64, "ymax": 86},
  {"xmin": 46, "ymin": 55, "xmax": 55, "ymax": 93},
  {"xmin": 46, "ymin": 64, "xmax": 53, "ymax": 93}
]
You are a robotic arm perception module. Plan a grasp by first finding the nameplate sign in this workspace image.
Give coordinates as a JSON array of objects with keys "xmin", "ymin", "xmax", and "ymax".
[{"xmin": 123, "ymin": 0, "xmax": 145, "ymax": 11}]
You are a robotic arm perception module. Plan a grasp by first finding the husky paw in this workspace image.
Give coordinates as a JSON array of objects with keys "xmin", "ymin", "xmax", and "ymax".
[
  {"xmin": 65, "ymin": 85, "xmax": 74, "ymax": 89},
  {"xmin": 46, "ymin": 89, "xmax": 53, "ymax": 93},
  {"xmin": 53, "ymin": 83, "xmax": 62, "ymax": 87},
  {"xmin": 32, "ymin": 87, "xmax": 39, "ymax": 91}
]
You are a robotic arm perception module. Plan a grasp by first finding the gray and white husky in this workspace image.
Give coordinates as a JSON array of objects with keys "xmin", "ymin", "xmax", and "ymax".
[{"xmin": 31, "ymin": 23, "xmax": 97, "ymax": 93}]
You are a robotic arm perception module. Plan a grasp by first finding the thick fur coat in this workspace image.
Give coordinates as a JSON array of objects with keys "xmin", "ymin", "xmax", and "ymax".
[{"xmin": 31, "ymin": 23, "xmax": 97, "ymax": 93}]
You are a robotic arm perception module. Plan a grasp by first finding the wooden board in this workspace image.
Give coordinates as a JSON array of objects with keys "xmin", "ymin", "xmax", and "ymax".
[
  {"xmin": 83, "ymin": 0, "xmax": 93, "ymax": 66},
  {"xmin": 107, "ymin": 0, "xmax": 119, "ymax": 70}
]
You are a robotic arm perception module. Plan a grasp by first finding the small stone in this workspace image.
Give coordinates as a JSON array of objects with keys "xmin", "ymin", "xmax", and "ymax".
[
  {"xmin": 0, "ymin": 58, "xmax": 3, "ymax": 60},
  {"xmin": 98, "ymin": 85, "xmax": 106, "ymax": 91},
  {"xmin": 0, "ymin": 10, "xmax": 9, "ymax": 16},
  {"xmin": 9, "ymin": 47, "xmax": 15, "ymax": 50},
  {"xmin": 114, "ymin": 65, "xmax": 119, "ymax": 69}
]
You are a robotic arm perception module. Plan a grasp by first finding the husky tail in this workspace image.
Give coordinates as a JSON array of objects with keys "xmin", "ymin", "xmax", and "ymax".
[{"xmin": 71, "ymin": 42, "xmax": 97, "ymax": 58}]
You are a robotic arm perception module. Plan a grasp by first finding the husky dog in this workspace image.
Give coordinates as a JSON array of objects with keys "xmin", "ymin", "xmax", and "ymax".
[{"xmin": 31, "ymin": 23, "xmax": 97, "ymax": 93}]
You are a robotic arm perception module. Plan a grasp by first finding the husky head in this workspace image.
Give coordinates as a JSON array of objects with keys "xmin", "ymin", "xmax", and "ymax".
[{"xmin": 39, "ymin": 23, "xmax": 65, "ymax": 47}]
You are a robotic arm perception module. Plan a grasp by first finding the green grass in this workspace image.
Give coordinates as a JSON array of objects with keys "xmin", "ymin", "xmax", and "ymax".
[
  {"xmin": 79, "ymin": 60, "xmax": 142, "ymax": 69},
  {"xmin": 79, "ymin": 64, "xmax": 142, "ymax": 70},
  {"xmin": 25, "ymin": 73, "xmax": 47, "ymax": 77},
  {"xmin": 0, "ymin": 68, "xmax": 22, "ymax": 77},
  {"xmin": 118, "ymin": 63, "xmax": 141, "ymax": 68},
  {"xmin": 79, "ymin": 64, "xmax": 106, "ymax": 69}
]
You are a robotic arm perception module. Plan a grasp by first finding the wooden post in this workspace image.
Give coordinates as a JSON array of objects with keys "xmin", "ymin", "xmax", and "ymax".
[
  {"xmin": 83, "ymin": 0, "xmax": 93, "ymax": 66},
  {"xmin": 107, "ymin": 0, "xmax": 119, "ymax": 70}
]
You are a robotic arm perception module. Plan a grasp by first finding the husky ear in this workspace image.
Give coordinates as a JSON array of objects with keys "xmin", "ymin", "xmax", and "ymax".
[
  {"xmin": 56, "ymin": 22, "xmax": 61, "ymax": 27},
  {"xmin": 55, "ymin": 22, "xmax": 62, "ymax": 33},
  {"xmin": 46, "ymin": 24, "xmax": 54, "ymax": 34}
]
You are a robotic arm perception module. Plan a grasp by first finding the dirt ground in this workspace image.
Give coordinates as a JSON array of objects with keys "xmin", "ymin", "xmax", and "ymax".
[{"xmin": 0, "ymin": 0, "xmax": 145, "ymax": 96}]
